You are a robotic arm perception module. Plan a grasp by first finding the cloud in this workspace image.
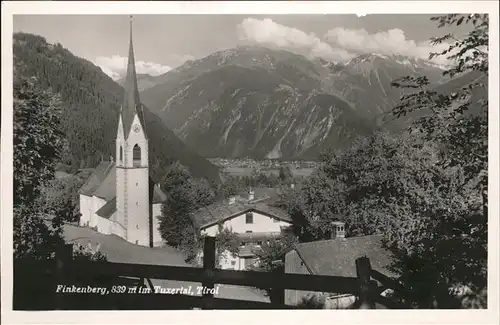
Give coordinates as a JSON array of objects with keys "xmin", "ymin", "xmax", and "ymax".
[
  {"xmin": 169, "ymin": 54, "xmax": 195, "ymax": 65},
  {"xmin": 324, "ymin": 27, "xmax": 451, "ymax": 64},
  {"xmin": 93, "ymin": 55, "xmax": 172, "ymax": 80},
  {"xmin": 237, "ymin": 18, "xmax": 451, "ymax": 65},
  {"xmin": 237, "ymin": 18, "xmax": 354, "ymax": 62}
]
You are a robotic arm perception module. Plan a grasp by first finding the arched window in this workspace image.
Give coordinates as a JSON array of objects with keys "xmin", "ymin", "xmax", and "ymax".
[
  {"xmin": 119, "ymin": 146, "xmax": 123, "ymax": 162},
  {"xmin": 133, "ymin": 144, "xmax": 141, "ymax": 167}
]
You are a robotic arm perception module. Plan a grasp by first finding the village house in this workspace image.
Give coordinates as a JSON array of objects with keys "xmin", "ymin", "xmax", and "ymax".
[
  {"xmin": 191, "ymin": 187, "xmax": 293, "ymax": 270},
  {"xmin": 284, "ymin": 222, "xmax": 396, "ymax": 309},
  {"xmin": 78, "ymin": 17, "xmax": 167, "ymax": 247}
]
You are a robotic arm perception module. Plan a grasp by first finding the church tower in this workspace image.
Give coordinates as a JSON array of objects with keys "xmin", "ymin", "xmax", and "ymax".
[{"xmin": 116, "ymin": 16, "xmax": 151, "ymax": 246}]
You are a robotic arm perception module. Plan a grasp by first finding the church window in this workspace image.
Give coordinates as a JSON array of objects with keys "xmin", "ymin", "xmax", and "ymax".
[
  {"xmin": 119, "ymin": 146, "xmax": 123, "ymax": 162},
  {"xmin": 133, "ymin": 144, "xmax": 141, "ymax": 166}
]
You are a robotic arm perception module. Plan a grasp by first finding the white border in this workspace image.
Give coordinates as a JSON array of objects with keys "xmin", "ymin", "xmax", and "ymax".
[{"xmin": 1, "ymin": 2, "xmax": 499, "ymax": 325}]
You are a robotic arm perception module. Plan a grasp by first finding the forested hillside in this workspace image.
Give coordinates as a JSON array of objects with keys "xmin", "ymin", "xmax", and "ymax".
[{"xmin": 13, "ymin": 33, "xmax": 220, "ymax": 183}]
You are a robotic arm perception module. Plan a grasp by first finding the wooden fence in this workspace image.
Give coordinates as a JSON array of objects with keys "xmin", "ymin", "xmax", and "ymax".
[{"xmin": 13, "ymin": 236, "xmax": 408, "ymax": 310}]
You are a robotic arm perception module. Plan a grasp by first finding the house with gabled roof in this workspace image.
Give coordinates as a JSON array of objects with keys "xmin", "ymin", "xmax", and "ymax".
[
  {"xmin": 78, "ymin": 17, "xmax": 167, "ymax": 247},
  {"xmin": 284, "ymin": 224, "xmax": 396, "ymax": 309},
  {"xmin": 191, "ymin": 188, "xmax": 293, "ymax": 270}
]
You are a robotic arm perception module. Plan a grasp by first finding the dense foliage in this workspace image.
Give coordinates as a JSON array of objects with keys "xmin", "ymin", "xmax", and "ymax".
[
  {"xmin": 13, "ymin": 75, "xmax": 66, "ymax": 259},
  {"xmin": 158, "ymin": 163, "xmax": 217, "ymax": 250},
  {"xmin": 35, "ymin": 176, "xmax": 85, "ymax": 222},
  {"xmin": 281, "ymin": 14, "xmax": 488, "ymax": 308},
  {"xmin": 13, "ymin": 32, "xmax": 220, "ymax": 183},
  {"xmin": 72, "ymin": 242, "xmax": 107, "ymax": 261},
  {"xmin": 250, "ymin": 226, "xmax": 298, "ymax": 273},
  {"xmin": 13, "ymin": 75, "xmax": 65, "ymax": 206},
  {"xmin": 13, "ymin": 74, "xmax": 106, "ymax": 262}
]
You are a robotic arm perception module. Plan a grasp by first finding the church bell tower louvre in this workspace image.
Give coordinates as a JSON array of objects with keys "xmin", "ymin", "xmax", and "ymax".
[{"xmin": 115, "ymin": 15, "xmax": 151, "ymax": 246}]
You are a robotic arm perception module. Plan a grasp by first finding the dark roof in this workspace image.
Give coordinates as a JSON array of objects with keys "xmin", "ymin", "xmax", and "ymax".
[
  {"xmin": 95, "ymin": 197, "xmax": 117, "ymax": 219},
  {"xmin": 289, "ymin": 235, "xmax": 395, "ymax": 278},
  {"xmin": 78, "ymin": 161, "xmax": 115, "ymax": 196},
  {"xmin": 121, "ymin": 17, "xmax": 147, "ymax": 138},
  {"xmin": 192, "ymin": 200, "xmax": 292, "ymax": 229},
  {"xmin": 93, "ymin": 166, "xmax": 117, "ymax": 201},
  {"xmin": 79, "ymin": 164, "xmax": 168, "ymax": 205}
]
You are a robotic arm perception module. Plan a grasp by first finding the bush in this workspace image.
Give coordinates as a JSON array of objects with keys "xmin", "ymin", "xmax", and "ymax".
[{"xmin": 72, "ymin": 242, "xmax": 107, "ymax": 261}]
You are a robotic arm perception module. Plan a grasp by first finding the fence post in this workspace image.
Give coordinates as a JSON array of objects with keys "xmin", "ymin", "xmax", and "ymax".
[
  {"xmin": 355, "ymin": 256, "xmax": 375, "ymax": 309},
  {"xmin": 55, "ymin": 243, "xmax": 73, "ymax": 310},
  {"xmin": 201, "ymin": 236, "xmax": 216, "ymax": 309},
  {"xmin": 269, "ymin": 263, "xmax": 285, "ymax": 308}
]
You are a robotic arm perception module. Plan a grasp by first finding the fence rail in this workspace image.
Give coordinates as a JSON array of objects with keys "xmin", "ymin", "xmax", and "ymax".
[{"xmin": 13, "ymin": 237, "xmax": 406, "ymax": 310}]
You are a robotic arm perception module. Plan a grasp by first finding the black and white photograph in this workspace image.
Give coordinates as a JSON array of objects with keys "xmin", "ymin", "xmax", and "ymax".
[{"xmin": 1, "ymin": 1, "xmax": 499, "ymax": 324}]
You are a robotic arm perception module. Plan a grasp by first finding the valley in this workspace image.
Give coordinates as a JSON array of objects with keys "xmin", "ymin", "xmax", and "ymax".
[
  {"xmin": 208, "ymin": 158, "xmax": 318, "ymax": 179},
  {"xmin": 127, "ymin": 45, "xmax": 481, "ymax": 161}
]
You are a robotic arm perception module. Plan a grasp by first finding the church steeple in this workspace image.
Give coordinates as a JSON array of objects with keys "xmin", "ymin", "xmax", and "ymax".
[{"xmin": 121, "ymin": 15, "xmax": 146, "ymax": 138}]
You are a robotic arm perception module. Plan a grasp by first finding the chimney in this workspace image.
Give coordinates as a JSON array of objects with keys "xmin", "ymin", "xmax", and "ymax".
[
  {"xmin": 228, "ymin": 196, "xmax": 236, "ymax": 205},
  {"xmin": 248, "ymin": 189, "xmax": 255, "ymax": 201},
  {"xmin": 330, "ymin": 221, "xmax": 345, "ymax": 239}
]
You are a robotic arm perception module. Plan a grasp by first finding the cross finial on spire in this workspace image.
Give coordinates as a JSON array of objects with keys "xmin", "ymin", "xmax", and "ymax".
[{"xmin": 129, "ymin": 15, "xmax": 133, "ymax": 38}]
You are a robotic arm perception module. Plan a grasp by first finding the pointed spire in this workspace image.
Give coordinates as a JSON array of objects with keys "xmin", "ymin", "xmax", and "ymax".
[{"xmin": 121, "ymin": 14, "xmax": 146, "ymax": 138}]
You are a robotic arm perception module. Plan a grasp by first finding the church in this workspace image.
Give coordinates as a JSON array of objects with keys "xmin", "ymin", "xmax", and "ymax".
[{"xmin": 78, "ymin": 17, "xmax": 166, "ymax": 247}]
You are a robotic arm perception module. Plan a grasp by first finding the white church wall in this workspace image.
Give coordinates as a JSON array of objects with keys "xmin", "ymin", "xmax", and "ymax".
[
  {"xmin": 110, "ymin": 217, "xmax": 127, "ymax": 239},
  {"xmin": 79, "ymin": 194, "xmax": 93, "ymax": 227},
  {"xmin": 152, "ymin": 203, "xmax": 163, "ymax": 246},
  {"xmin": 90, "ymin": 196, "xmax": 107, "ymax": 228},
  {"xmin": 116, "ymin": 167, "xmax": 126, "ymax": 227},
  {"xmin": 124, "ymin": 167, "xmax": 150, "ymax": 246},
  {"xmin": 96, "ymin": 216, "xmax": 111, "ymax": 235},
  {"xmin": 115, "ymin": 115, "xmax": 128, "ymax": 231},
  {"xmin": 126, "ymin": 114, "xmax": 150, "ymax": 246}
]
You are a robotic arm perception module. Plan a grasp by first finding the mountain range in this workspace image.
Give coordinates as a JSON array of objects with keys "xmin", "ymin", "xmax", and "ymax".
[
  {"xmin": 124, "ymin": 45, "xmax": 483, "ymax": 160},
  {"xmin": 13, "ymin": 33, "xmax": 221, "ymax": 183},
  {"xmin": 14, "ymin": 32, "xmax": 485, "ymax": 170}
]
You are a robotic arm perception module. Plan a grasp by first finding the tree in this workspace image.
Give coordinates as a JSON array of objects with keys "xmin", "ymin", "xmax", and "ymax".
[
  {"xmin": 215, "ymin": 176, "xmax": 242, "ymax": 199},
  {"xmin": 251, "ymin": 226, "xmax": 298, "ymax": 273},
  {"xmin": 158, "ymin": 162, "xmax": 216, "ymax": 248},
  {"xmin": 279, "ymin": 165, "xmax": 294, "ymax": 184},
  {"xmin": 13, "ymin": 205, "xmax": 64, "ymax": 260},
  {"xmin": 13, "ymin": 75, "xmax": 67, "ymax": 259},
  {"xmin": 13, "ymin": 76, "xmax": 65, "ymax": 207},
  {"xmin": 13, "ymin": 74, "xmax": 108, "ymax": 263},
  {"xmin": 387, "ymin": 14, "xmax": 488, "ymax": 308},
  {"xmin": 35, "ymin": 176, "xmax": 85, "ymax": 222}
]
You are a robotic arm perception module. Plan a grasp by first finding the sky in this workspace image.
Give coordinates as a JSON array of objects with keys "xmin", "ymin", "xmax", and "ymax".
[{"xmin": 13, "ymin": 14, "xmax": 470, "ymax": 80}]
